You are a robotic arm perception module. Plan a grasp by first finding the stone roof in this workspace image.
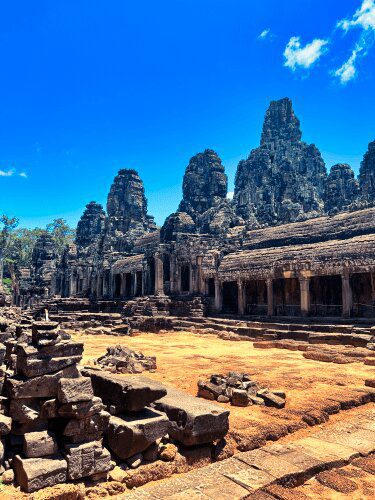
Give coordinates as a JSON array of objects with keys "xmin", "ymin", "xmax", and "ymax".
[
  {"xmin": 219, "ymin": 234, "xmax": 375, "ymax": 280},
  {"xmin": 112, "ymin": 254, "xmax": 144, "ymax": 274}
]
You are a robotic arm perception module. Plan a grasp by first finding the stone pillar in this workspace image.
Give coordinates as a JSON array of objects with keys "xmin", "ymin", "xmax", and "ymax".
[
  {"xmin": 214, "ymin": 278, "xmax": 222, "ymax": 312},
  {"xmin": 169, "ymin": 255, "xmax": 176, "ymax": 294},
  {"xmin": 237, "ymin": 279, "xmax": 245, "ymax": 315},
  {"xmin": 69, "ymin": 274, "xmax": 76, "ymax": 296},
  {"xmin": 154, "ymin": 255, "xmax": 164, "ymax": 295},
  {"xmin": 299, "ymin": 277, "xmax": 310, "ymax": 317},
  {"xmin": 342, "ymin": 272, "xmax": 352, "ymax": 318},
  {"xmin": 266, "ymin": 278, "xmax": 274, "ymax": 317},
  {"xmin": 196, "ymin": 256, "xmax": 204, "ymax": 294},
  {"xmin": 132, "ymin": 272, "xmax": 137, "ymax": 297},
  {"xmin": 370, "ymin": 272, "xmax": 375, "ymax": 303}
]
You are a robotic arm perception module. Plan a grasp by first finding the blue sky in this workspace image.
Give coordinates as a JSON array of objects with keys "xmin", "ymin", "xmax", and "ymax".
[{"xmin": 0, "ymin": 0, "xmax": 374, "ymax": 228}]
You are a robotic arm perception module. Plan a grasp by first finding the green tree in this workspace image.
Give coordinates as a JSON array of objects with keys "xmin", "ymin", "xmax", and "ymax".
[
  {"xmin": 0, "ymin": 215, "xmax": 19, "ymax": 290},
  {"xmin": 46, "ymin": 218, "xmax": 75, "ymax": 254}
]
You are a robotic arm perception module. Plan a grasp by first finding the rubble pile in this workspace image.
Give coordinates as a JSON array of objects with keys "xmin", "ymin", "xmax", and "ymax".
[
  {"xmin": 94, "ymin": 345, "xmax": 156, "ymax": 374},
  {"xmin": 198, "ymin": 372, "xmax": 286, "ymax": 409},
  {"xmin": 3, "ymin": 320, "xmax": 111, "ymax": 492}
]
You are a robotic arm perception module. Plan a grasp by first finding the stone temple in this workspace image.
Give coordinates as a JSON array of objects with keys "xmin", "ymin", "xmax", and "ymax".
[
  {"xmin": 1, "ymin": 98, "xmax": 375, "ymax": 498},
  {"xmin": 16, "ymin": 97, "xmax": 375, "ymax": 320}
]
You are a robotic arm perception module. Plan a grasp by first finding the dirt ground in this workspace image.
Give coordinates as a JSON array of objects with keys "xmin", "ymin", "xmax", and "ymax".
[{"xmin": 75, "ymin": 329, "xmax": 374, "ymax": 450}]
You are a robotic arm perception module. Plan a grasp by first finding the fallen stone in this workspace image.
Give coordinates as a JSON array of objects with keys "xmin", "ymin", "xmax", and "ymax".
[
  {"xmin": 0, "ymin": 413, "xmax": 12, "ymax": 435},
  {"xmin": 6, "ymin": 365, "xmax": 80, "ymax": 399},
  {"xmin": 58, "ymin": 377, "xmax": 94, "ymax": 404},
  {"xmin": 159, "ymin": 443, "xmax": 177, "ymax": 462},
  {"xmin": 62, "ymin": 410, "xmax": 110, "ymax": 443},
  {"xmin": 58, "ymin": 397, "xmax": 104, "ymax": 419},
  {"xmin": 64, "ymin": 441, "xmax": 111, "ymax": 480},
  {"xmin": 259, "ymin": 392, "xmax": 286, "ymax": 409},
  {"xmin": 82, "ymin": 369, "xmax": 167, "ymax": 412},
  {"xmin": 13, "ymin": 454, "xmax": 67, "ymax": 493},
  {"xmin": 23, "ymin": 431, "xmax": 58, "ymax": 458},
  {"xmin": 127, "ymin": 453, "xmax": 143, "ymax": 469},
  {"xmin": 107, "ymin": 408, "xmax": 170, "ymax": 459},
  {"xmin": 217, "ymin": 395, "xmax": 230, "ymax": 403},
  {"xmin": 1, "ymin": 468, "xmax": 14, "ymax": 484},
  {"xmin": 17, "ymin": 354, "xmax": 82, "ymax": 378},
  {"xmin": 154, "ymin": 385, "xmax": 229, "ymax": 446},
  {"xmin": 40, "ymin": 399, "xmax": 58, "ymax": 419},
  {"xmin": 9, "ymin": 398, "xmax": 40, "ymax": 423},
  {"xmin": 365, "ymin": 379, "xmax": 375, "ymax": 388},
  {"xmin": 231, "ymin": 389, "xmax": 250, "ymax": 407}
]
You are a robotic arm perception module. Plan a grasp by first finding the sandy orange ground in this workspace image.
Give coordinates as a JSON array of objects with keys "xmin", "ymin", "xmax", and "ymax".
[{"xmin": 74, "ymin": 329, "xmax": 375, "ymax": 449}]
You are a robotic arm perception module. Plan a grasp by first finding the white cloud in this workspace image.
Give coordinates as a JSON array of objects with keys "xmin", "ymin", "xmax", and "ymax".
[
  {"xmin": 227, "ymin": 191, "xmax": 234, "ymax": 200},
  {"xmin": 258, "ymin": 28, "xmax": 271, "ymax": 40},
  {"xmin": 0, "ymin": 169, "xmax": 15, "ymax": 177},
  {"xmin": 334, "ymin": 1, "xmax": 375, "ymax": 84},
  {"xmin": 284, "ymin": 36, "xmax": 329, "ymax": 70},
  {"xmin": 19, "ymin": 172, "xmax": 28, "ymax": 178},
  {"xmin": 338, "ymin": 0, "xmax": 375, "ymax": 31}
]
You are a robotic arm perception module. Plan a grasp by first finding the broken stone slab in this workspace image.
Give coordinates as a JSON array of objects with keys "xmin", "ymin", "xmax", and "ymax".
[
  {"xmin": 259, "ymin": 392, "xmax": 286, "ymax": 409},
  {"xmin": 57, "ymin": 377, "xmax": 94, "ymax": 404},
  {"xmin": 23, "ymin": 431, "xmax": 58, "ymax": 458},
  {"xmin": 13, "ymin": 454, "xmax": 67, "ymax": 493},
  {"xmin": 16, "ymin": 341, "xmax": 84, "ymax": 360},
  {"xmin": 153, "ymin": 385, "xmax": 229, "ymax": 446},
  {"xmin": 6, "ymin": 365, "xmax": 80, "ymax": 399},
  {"xmin": 40, "ymin": 399, "xmax": 58, "ymax": 419},
  {"xmin": 17, "ymin": 355, "xmax": 82, "ymax": 378},
  {"xmin": 231, "ymin": 389, "xmax": 250, "ymax": 407},
  {"xmin": 58, "ymin": 397, "xmax": 104, "ymax": 419},
  {"xmin": 64, "ymin": 441, "xmax": 111, "ymax": 480},
  {"xmin": 62, "ymin": 410, "xmax": 110, "ymax": 443},
  {"xmin": 0, "ymin": 413, "xmax": 12, "ymax": 435},
  {"xmin": 9, "ymin": 398, "xmax": 40, "ymax": 423},
  {"xmin": 82, "ymin": 369, "xmax": 167, "ymax": 412},
  {"xmin": 107, "ymin": 407, "xmax": 170, "ymax": 459}
]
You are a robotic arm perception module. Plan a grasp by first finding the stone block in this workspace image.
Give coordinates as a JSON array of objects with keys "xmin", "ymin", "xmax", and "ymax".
[
  {"xmin": 23, "ymin": 431, "xmax": 58, "ymax": 458},
  {"xmin": 57, "ymin": 377, "xmax": 94, "ymax": 403},
  {"xmin": 154, "ymin": 385, "xmax": 229, "ymax": 446},
  {"xmin": 58, "ymin": 396, "xmax": 104, "ymax": 419},
  {"xmin": 13, "ymin": 454, "xmax": 67, "ymax": 493},
  {"xmin": 0, "ymin": 413, "xmax": 12, "ymax": 435},
  {"xmin": 259, "ymin": 392, "xmax": 285, "ymax": 409},
  {"xmin": 63, "ymin": 410, "xmax": 110, "ymax": 443},
  {"xmin": 12, "ymin": 419, "xmax": 49, "ymax": 436},
  {"xmin": 9, "ymin": 398, "xmax": 40, "ymax": 423},
  {"xmin": 31, "ymin": 322, "xmax": 60, "ymax": 346},
  {"xmin": 17, "ymin": 355, "xmax": 82, "ymax": 378},
  {"xmin": 40, "ymin": 399, "xmax": 58, "ymax": 419},
  {"xmin": 6, "ymin": 365, "xmax": 80, "ymax": 399},
  {"xmin": 82, "ymin": 369, "xmax": 167, "ymax": 412},
  {"xmin": 107, "ymin": 407, "xmax": 170, "ymax": 459},
  {"xmin": 231, "ymin": 389, "xmax": 250, "ymax": 407},
  {"xmin": 64, "ymin": 441, "xmax": 111, "ymax": 480}
]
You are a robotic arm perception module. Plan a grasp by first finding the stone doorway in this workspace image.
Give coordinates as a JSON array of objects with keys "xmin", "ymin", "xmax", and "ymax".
[
  {"xmin": 222, "ymin": 281, "xmax": 238, "ymax": 314},
  {"xmin": 273, "ymin": 278, "xmax": 301, "ymax": 316},
  {"xmin": 310, "ymin": 275, "xmax": 342, "ymax": 316},
  {"xmin": 245, "ymin": 280, "xmax": 267, "ymax": 315},
  {"xmin": 351, "ymin": 272, "xmax": 375, "ymax": 317},
  {"xmin": 181, "ymin": 264, "xmax": 190, "ymax": 293}
]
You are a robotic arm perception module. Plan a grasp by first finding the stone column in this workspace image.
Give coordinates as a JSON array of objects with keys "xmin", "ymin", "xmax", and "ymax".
[
  {"xmin": 132, "ymin": 272, "xmax": 137, "ymax": 297},
  {"xmin": 342, "ymin": 272, "xmax": 352, "ymax": 318},
  {"xmin": 169, "ymin": 255, "xmax": 176, "ymax": 294},
  {"xmin": 214, "ymin": 278, "xmax": 222, "ymax": 312},
  {"xmin": 266, "ymin": 278, "xmax": 274, "ymax": 317},
  {"xmin": 237, "ymin": 279, "xmax": 245, "ymax": 315},
  {"xmin": 69, "ymin": 274, "xmax": 76, "ymax": 296},
  {"xmin": 154, "ymin": 255, "xmax": 164, "ymax": 295},
  {"xmin": 196, "ymin": 256, "xmax": 204, "ymax": 294},
  {"xmin": 299, "ymin": 277, "xmax": 310, "ymax": 317}
]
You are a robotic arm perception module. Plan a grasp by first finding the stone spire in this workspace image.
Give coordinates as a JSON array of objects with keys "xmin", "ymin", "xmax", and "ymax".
[
  {"xmin": 359, "ymin": 140, "xmax": 375, "ymax": 203},
  {"xmin": 178, "ymin": 150, "xmax": 227, "ymax": 220},
  {"xmin": 260, "ymin": 97, "xmax": 302, "ymax": 146},
  {"xmin": 233, "ymin": 98, "xmax": 327, "ymax": 226},
  {"xmin": 324, "ymin": 164, "xmax": 359, "ymax": 213},
  {"xmin": 75, "ymin": 201, "xmax": 106, "ymax": 248},
  {"xmin": 106, "ymin": 169, "xmax": 156, "ymax": 234}
]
